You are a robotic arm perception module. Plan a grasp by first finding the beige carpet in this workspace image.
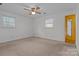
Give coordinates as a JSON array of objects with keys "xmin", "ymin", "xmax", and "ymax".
[{"xmin": 0, "ymin": 37, "xmax": 78, "ymax": 56}]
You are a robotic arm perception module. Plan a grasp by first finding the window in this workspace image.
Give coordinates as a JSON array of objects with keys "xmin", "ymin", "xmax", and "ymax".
[
  {"xmin": 3, "ymin": 16, "xmax": 15, "ymax": 28},
  {"xmin": 45, "ymin": 19, "xmax": 54, "ymax": 28}
]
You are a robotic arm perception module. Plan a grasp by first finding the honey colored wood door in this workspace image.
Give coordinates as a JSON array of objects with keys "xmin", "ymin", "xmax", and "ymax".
[{"xmin": 65, "ymin": 15, "xmax": 76, "ymax": 44}]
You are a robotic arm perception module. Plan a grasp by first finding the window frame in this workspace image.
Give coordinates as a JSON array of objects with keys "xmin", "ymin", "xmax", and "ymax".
[
  {"xmin": 45, "ymin": 18, "xmax": 54, "ymax": 28},
  {"xmin": 2, "ymin": 16, "xmax": 16, "ymax": 28}
]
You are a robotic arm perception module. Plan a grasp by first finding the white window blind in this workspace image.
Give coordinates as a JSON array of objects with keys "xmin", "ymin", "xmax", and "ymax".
[
  {"xmin": 45, "ymin": 19, "xmax": 54, "ymax": 28},
  {"xmin": 0, "ymin": 16, "xmax": 15, "ymax": 28},
  {"xmin": 3, "ymin": 16, "xmax": 15, "ymax": 28}
]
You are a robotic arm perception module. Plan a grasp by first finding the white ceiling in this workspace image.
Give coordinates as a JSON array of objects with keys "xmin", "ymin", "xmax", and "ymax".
[{"xmin": 0, "ymin": 3, "xmax": 77, "ymax": 17}]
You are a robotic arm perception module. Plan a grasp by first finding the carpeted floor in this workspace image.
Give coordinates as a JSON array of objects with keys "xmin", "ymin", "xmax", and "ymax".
[{"xmin": 0, "ymin": 37, "xmax": 78, "ymax": 56}]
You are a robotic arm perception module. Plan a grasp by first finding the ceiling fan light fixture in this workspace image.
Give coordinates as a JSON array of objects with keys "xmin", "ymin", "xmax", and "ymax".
[{"xmin": 32, "ymin": 11, "xmax": 36, "ymax": 15}]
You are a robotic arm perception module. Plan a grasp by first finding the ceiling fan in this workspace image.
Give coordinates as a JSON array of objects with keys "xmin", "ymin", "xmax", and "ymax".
[{"xmin": 24, "ymin": 5, "xmax": 46, "ymax": 15}]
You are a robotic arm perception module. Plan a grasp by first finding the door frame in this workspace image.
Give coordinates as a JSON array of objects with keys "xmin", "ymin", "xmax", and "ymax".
[{"xmin": 65, "ymin": 14, "xmax": 76, "ymax": 44}]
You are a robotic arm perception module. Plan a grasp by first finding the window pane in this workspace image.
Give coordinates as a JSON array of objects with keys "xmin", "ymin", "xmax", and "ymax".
[
  {"xmin": 45, "ymin": 24, "xmax": 53, "ymax": 28},
  {"xmin": 3, "ymin": 16, "xmax": 15, "ymax": 28},
  {"xmin": 45, "ymin": 19, "xmax": 53, "ymax": 24},
  {"xmin": 45, "ymin": 19, "xmax": 54, "ymax": 28}
]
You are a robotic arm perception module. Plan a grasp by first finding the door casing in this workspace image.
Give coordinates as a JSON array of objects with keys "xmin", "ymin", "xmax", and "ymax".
[{"xmin": 65, "ymin": 15, "xmax": 76, "ymax": 44}]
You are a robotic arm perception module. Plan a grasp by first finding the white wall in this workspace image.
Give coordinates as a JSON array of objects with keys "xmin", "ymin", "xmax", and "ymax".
[
  {"xmin": 0, "ymin": 10, "xmax": 33, "ymax": 43},
  {"xmin": 76, "ymin": 5, "xmax": 79, "ymax": 53},
  {"xmin": 33, "ymin": 10, "xmax": 76, "ymax": 42}
]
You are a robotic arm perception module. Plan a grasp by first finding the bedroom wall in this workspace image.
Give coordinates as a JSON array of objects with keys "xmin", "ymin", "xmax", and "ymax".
[
  {"xmin": 33, "ymin": 10, "xmax": 76, "ymax": 42},
  {"xmin": 0, "ymin": 10, "xmax": 33, "ymax": 43},
  {"xmin": 76, "ymin": 5, "xmax": 79, "ymax": 53}
]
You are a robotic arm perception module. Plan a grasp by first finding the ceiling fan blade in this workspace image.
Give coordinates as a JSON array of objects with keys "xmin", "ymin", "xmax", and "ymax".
[
  {"xmin": 24, "ymin": 11, "xmax": 32, "ymax": 16},
  {"xmin": 24, "ymin": 8, "xmax": 31, "ymax": 11},
  {"xmin": 36, "ymin": 10, "xmax": 46, "ymax": 14},
  {"xmin": 28, "ymin": 11, "xmax": 32, "ymax": 15},
  {"xmin": 36, "ymin": 11, "xmax": 41, "ymax": 14}
]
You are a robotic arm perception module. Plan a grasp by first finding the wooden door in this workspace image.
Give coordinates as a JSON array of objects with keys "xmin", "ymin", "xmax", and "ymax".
[{"xmin": 65, "ymin": 15, "xmax": 76, "ymax": 44}]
